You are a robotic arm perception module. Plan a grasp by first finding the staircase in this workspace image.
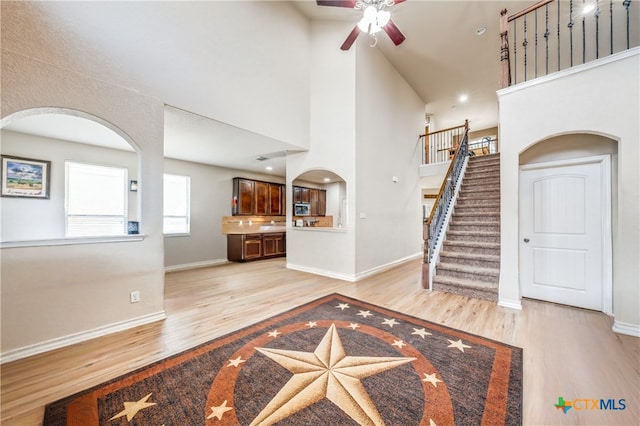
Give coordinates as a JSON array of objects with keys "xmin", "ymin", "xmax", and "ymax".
[{"xmin": 432, "ymin": 153, "xmax": 500, "ymax": 302}]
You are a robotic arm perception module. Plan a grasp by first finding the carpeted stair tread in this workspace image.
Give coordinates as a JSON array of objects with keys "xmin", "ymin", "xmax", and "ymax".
[
  {"xmin": 432, "ymin": 275, "xmax": 499, "ymax": 293},
  {"xmin": 439, "ymin": 250, "xmax": 500, "ymax": 262},
  {"xmin": 436, "ymin": 262, "xmax": 499, "ymax": 277},
  {"xmin": 447, "ymin": 230, "xmax": 500, "ymax": 238}
]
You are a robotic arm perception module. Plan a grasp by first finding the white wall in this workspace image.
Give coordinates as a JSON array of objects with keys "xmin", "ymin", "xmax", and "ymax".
[
  {"xmin": 1, "ymin": 130, "xmax": 138, "ymax": 242},
  {"xmin": 163, "ymin": 158, "xmax": 284, "ymax": 269},
  {"xmin": 498, "ymin": 48, "xmax": 640, "ymax": 332},
  {"xmin": 287, "ymin": 21, "xmax": 425, "ymax": 280},
  {"xmin": 1, "ymin": 49, "xmax": 166, "ymax": 359},
  {"xmin": 286, "ymin": 21, "xmax": 358, "ymax": 279},
  {"xmin": 354, "ymin": 40, "xmax": 425, "ymax": 274}
]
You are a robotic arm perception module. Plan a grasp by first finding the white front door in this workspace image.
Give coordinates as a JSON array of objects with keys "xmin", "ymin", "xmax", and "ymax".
[{"xmin": 519, "ymin": 156, "xmax": 611, "ymax": 311}]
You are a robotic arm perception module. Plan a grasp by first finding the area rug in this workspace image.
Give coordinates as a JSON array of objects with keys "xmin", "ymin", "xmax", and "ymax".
[{"xmin": 43, "ymin": 293, "xmax": 522, "ymax": 425}]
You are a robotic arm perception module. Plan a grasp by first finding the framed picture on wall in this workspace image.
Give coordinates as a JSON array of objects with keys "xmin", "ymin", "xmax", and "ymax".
[{"xmin": 1, "ymin": 155, "xmax": 51, "ymax": 199}]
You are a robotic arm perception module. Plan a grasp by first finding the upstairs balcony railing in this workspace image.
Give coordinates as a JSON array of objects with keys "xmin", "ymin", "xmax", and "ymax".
[
  {"xmin": 422, "ymin": 120, "xmax": 469, "ymax": 165},
  {"xmin": 500, "ymin": 0, "xmax": 638, "ymax": 87}
]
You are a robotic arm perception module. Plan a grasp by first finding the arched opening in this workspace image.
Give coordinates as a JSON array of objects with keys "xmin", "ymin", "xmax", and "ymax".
[
  {"xmin": 1, "ymin": 108, "xmax": 141, "ymax": 243},
  {"xmin": 292, "ymin": 169, "xmax": 347, "ymax": 229}
]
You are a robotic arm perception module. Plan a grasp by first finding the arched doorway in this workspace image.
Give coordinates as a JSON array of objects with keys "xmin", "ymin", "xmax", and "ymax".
[{"xmin": 518, "ymin": 133, "xmax": 616, "ymax": 313}]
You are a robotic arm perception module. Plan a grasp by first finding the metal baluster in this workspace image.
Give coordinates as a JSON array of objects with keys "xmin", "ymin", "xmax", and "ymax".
[
  {"xmin": 610, "ymin": 0, "xmax": 614, "ymax": 54},
  {"xmin": 624, "ymin": 0, "xmax": 631, "ymax": 49},
  {"xmin": 523, "ymin": 15, "xmax": 528, "ymax": 81},
  {"xmin": 559, "ymin": 0, "xmax": 563, "ymax": 70},
  {"xmin": 513, "ymin": 20, "xmax": 518, "ymax": 84},
  {"xmin": 545, "ymin": 3, "xmax": 550, "ymax": 75},
  {"xmin": 582, "ymin": 0, "xmax": 587, "ymax": 64},
  {"xmin": 569, "ymin": 0, "xmax": 574, "ymax": 67},
  {"xmin": 535, "ymin": 9, "xmax": 539, "ymax": 78},
  {"xmin": 595, "ymin": 0, "xmax": 600, "ymax": 59}
]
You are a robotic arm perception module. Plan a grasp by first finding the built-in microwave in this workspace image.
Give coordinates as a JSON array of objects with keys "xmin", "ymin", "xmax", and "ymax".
[{"xmin": 294, "ymin": 203, "xmax": 311, "ymax": 216}]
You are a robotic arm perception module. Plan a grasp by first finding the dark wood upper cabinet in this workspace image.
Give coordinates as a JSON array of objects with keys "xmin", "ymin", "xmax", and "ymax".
[
  {"xmin": 268, "ymin": 183, "xmax": 283, "ymax": 216},
  {"xmin": 309, "ymin": 189, "xmax": 319, "ymax": 216},
  {"xmin": 232, "ymin": 177, "xmax": 285, "ymax": 216},
  {"xmin": 254, "ymin": 181, "xmax": 268, "ymax": 216},
  {"xmin": 317, "ymin": 189, "xmax": 326, "ymax": 216},
  {"xmin": 234, "ymin": 178, "xmax": 255, "ymax": 215}
]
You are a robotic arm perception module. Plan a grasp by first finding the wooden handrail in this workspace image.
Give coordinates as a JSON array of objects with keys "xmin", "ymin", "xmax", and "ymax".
[{"xmin": 507, "ymin": 0, "xmax": 554, "ymax": 22}]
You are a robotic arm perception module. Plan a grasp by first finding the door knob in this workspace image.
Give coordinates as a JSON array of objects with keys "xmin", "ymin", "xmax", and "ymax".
[{"xmin": 523, "ymin": 238, "xmax": 530, "ymax": 243}]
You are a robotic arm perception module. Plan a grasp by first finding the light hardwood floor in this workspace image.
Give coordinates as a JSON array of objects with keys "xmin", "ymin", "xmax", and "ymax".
[{"xmin": 1, "ymin": 258, "xmax": 638, "ymax": 425}]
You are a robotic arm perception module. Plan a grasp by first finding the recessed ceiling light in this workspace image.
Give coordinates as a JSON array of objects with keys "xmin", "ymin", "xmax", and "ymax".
[
  {"xmin": 265, "ymin": 166, "xmax": 273, "ymax": 171},
  {"xmin": 583, "ymin": 4, "xmax": 595, "ymax": 14},
  {"xmin": 323, "ymin": 178, "xmax": 331, "ymax": 182},
  {"xmin": 475, "ymin": 27, "xmax": 486, "ymax": 36},
  {"xmin": 459, "ymin": 94, "xmax": 469, "ymax": 103}
]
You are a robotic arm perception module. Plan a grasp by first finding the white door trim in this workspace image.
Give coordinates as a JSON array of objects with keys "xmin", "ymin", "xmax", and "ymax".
[{"xmin": 520, "ymin": 154, "xmax": 612, "ymax": 315}]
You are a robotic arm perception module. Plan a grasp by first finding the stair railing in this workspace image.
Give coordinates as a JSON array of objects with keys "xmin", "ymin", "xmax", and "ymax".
[
  {"xmin": 422, "ymin": 124, "xmax": 469, "ymax": 289},
  {"xmin": 500, "ymin": 0, "xmax": 637, "ymax": 87},
  {"xmin": 423, "ymin": 120, "xmax": 469, "ymax": 164}
]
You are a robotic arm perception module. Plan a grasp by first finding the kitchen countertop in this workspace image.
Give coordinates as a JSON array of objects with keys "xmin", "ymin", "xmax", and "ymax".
[{"xmin": 224, "ymin": 225, "xmax": 287, "ymax": 235}]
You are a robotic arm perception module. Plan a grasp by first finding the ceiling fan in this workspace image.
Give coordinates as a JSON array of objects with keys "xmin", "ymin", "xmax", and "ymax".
[{"xmin": 316, "ymin": 0, "xmax": 406, "ymax": 50}]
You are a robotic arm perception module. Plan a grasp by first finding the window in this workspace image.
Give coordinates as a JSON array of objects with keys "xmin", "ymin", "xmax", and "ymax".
[
  {"xmin": 65, "ymin": 161, "xmax": 128, "ymax": 237},
  {"xmin": 163, "ymin": 174, "xmax": 190, "ymax": 234}
]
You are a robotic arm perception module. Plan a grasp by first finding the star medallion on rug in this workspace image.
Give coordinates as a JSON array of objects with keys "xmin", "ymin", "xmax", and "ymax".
[{"xmin": 43, "ymin": 293, "xmax": 522, "ymax": 425}]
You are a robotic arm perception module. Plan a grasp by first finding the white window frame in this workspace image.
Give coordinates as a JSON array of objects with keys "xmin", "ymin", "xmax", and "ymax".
[
  {"xmin": 65, "ymin": 161, "xmax": 128, "ymax": 238},
  {"xmin": 163, "ymin": 173, "xmax": 191, "ymax": 235}
]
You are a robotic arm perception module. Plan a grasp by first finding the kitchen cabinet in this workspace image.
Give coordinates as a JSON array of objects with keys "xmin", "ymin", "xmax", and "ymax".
[
  {"xmin": 233, "ymin": 178, "xmax": 255, "ymax": 215},
  {"xmin": 254, "ymin": 181, "xmax": 268, "ymax": 215},
  {"xmin": 293, "ymin": 186, "xmax": 310, "ymax": 204},
  {"xmin": 268, "ymin": 183, "xmax": 284, "ymax": 216},
  {"xmin": 227, "ymin": 232, "xmax": 285, "ymax": 262},
  {"xmin": 233, "ymin": 178, "xmax": 285, "ymax": 216},
  {"xmin": 263, "ymin": 233, "xmax": 286, "ymax": 258}
]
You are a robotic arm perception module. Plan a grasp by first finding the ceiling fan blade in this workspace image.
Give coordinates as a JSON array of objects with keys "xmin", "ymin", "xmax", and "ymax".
[
  {"xmin": 316, "ymin": 0, "xmax": 357, "ymax": 8},
  {"xmin": 340, "ymin": 25, "xmax": 360, "ymax": 50},
  {"xmin": 383, "ymin": 19, "xmax": 406, "ymax": 46}
]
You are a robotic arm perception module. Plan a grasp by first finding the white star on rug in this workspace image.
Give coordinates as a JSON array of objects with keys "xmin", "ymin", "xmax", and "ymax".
[
  {"xmin": 306, "ymin": 321, "xmax": 318, "ymax": 328},
  {"xmin": 381, "ymin": 318, "xmax": 400, "ymax": 328},
  {"xmin": 411, "ymin": 328, "xmax": 432, "ymax": 339},
  {"xmin": 252, "ymin": 324, "xmax": 416, "ymax": 425},
  {"xmin": 356, "ymin": 310, "xmax": 373, "ymax": 318},
  {"xmin": 392, "ymin": 340, "xmax": 407, "ymax": 349},
  {"xmin": 227, "ymin": 356, "xmax": 246, "ymax": 367},
  {"xmin": 207, "ymin": 400, "xmax": 233, "ymax": 420},
  {"xmin": 447, "ymin": 339, "xmax": 472, "ymax": 352},
  {"xmin": 268, "ymin": 330, "xmax": 281, "ymax": 338},
  {"xmin": 109, "ymin": 393, "xmax": 156, "ymax": 421},
  {"xmin": 336, "ymin": 303, "xmax": 350, "ymax": 310},
  {"xmin": 348, "ymin": 323, "xmax": 360, "ymax": 330},
  {"xmin": 422, "ymin": 372, "xmax": 443, "ymax": 387}
]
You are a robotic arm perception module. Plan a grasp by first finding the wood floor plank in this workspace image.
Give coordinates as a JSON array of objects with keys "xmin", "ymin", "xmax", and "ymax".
[{"xmin": 1, "ymin": 258, "xmax": 638, "ymax": 425}]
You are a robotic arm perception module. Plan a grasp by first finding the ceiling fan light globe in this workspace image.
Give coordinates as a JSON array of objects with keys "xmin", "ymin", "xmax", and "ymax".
[
  {"xmin": 363, "ymin": 5, "xmax": 377, "ymax": 19},
  {"xmin": 376, "ymin": 10, "xmax": 390, "ymax": 27},
  {"xmin": 357, "ymin": 17, "xmax": 371, "ymax": 32}
]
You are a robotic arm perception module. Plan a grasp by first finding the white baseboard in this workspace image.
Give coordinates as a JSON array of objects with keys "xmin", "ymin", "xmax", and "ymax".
[
  {"xmin": 612, "ymin": 320, "xmax": 640, "ymax": 337},
  {"xmin": 287, "ymin": 253, "xmax": 422, "ymax": 283},
  {"xmin": 286, "ymin": 263, "xmax": 356, "ymax": 282},
  {"xmin": 164, "ymin": 258, "xmax": 229, "ymax": 273},
  {"xmin": 0, "ymin": 311, "xmax": 167, "ymax": 364},
  {"xmin": 498, "ymin": 298, "xmax": 523, "ymax": 310},
  {"xmin": 354, "ymin": 253, "xmax": 422, "ymax": 281}
]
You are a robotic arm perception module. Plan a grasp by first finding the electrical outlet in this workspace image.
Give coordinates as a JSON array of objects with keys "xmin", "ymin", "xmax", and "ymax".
[{"xmin": 130, "ymin": 291, "xmax": 141, "ymax": 303}]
